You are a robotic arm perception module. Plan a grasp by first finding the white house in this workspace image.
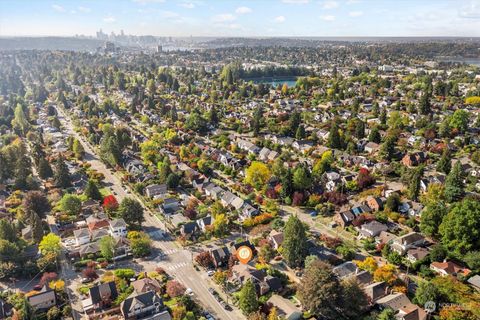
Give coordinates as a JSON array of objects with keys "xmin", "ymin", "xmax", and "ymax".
[{"xmin": 109, "ymin": 218, "xmax": 127, "ymax": 237}]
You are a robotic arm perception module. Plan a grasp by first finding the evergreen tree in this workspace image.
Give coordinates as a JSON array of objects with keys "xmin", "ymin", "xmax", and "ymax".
[
  {"xmin": 444, "ymin": 161, "xmax": 464, "ymax": 203},
  {"xmin": 282, "ymin": 215, "xmax": 308, "ymax": 267},
  {"xmin": 327, "ymin": 122, "xmax": 342, "ymax": 149},
  {"xmin": 408, "ymin": 166, "xmax": 424, "ymax": 201},
  {"xmin": 84, "ymin": 180, "xmax": 102, "ymax": 201},
  {"xmin": 54, "ymin": 156, "xmax": 71, "ymax": 188},
  {"xmin": 295, "ymin": 125, "xmax": 306, "ymax": 140},
  {"xmin": 280, "ymin": 169, "xmax": 293, "ymax": 200},
  {"xmin": 380, "ymin": 136, "xmax": 396, "ymax": 161},
  {"xmin": 38, "ymin": 158, "xmax": 53, "ymax": 179},
  {"xmin": 289, "ymin": 112, "xmax": 301, "ymax": 137},
  {"xmin": 368, "ymin": 126, "xmax": 381, "ymax": 143},
  {"xmin": 238, "ymin": 279, "xmax": 259, "ymax": 315},
  {"xmin": 379, "ymin": 107, "xmax": 387, "ymax": 125},
  {"xmin": 72, "ymin": 139, "xmax": 84, "ymax": 160},
  {"xmin": 29, "ymin": 210, "xmax": 44, "ymax": 243},
  {"xmin": 436, "ymin": 149, "xmax": 451, "ymax": 174},
  {"xmin": 418, "ymin": 92, "xmax": 431, "ymax": 115}
]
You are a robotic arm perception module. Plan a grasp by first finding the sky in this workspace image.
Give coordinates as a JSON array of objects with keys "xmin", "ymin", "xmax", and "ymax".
[{"xmin": 1, "ymin": 0, "xmax": 480, "ymax": 37}]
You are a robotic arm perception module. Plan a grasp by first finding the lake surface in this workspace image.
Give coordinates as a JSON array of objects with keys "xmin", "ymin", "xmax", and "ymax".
[
  {"xmin": 249, "ymin": 77, "xmax": 298, "ymax": 87},
  {"xmin": 438, "ymin": 57, "xmax": 480, "ymax": 66}
]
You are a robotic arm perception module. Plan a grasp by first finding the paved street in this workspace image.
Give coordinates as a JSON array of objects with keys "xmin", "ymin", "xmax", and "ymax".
[{"xmin": 56, "ymin": 107, "xmax": 243, "ymax": 320}]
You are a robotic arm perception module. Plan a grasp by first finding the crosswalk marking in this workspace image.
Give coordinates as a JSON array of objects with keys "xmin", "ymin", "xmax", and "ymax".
[{"xmin": 166, "ymin": 262, "xmax": 189, "ymax": 271}]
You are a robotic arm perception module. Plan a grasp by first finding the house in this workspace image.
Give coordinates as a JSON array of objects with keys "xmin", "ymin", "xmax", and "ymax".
[
  {"xmin": 221, "ymin": 191, "xmax": 237, "ymax": 208},
  {"xmin": 391, "ymin": 232, "xmax": 425, "ymax": 255},
  {"xmin": 145, "ymin": 184, "xmax": 168, "ymax": 199},
  {"xmin": 204, "ymin": 183, "xmax": 224, "ymax": 200},
  {"xmin": 230, "ymin": 264, "xmax": 282, "ymax": 295},
  {"xmin": 109, "ymin": 218, "xmax": 127, "ymax": 237},
  {"xmin": 363, "ymin": 281, "xmax": 388, "ymax": 302},
  {"xmin": 292, "ymin": 140, "xmax": 314, "ymax": 153},
  {"xmin": 430, "ymin": 261, "xmax": 471, "ymax": 277},
  {"xmin": 332, "ymin": 261, "xmax": 358, "ymax": 279},
  {"xmin": 210, "ymin": 246, "xmax": 231, "ymax": 268},
  {"xmin": 376, "ymin": 231, "xmax": 397, "ymax": 245},
  {"xmin": 120, "ymin": 291, "xmax": 164, "ymax": 319},
  {"xmin": 78, "ymin": 242, "xmax": 100, "ymax": 258},
  {"xmin": 91, "ymin": 228, "xmax": 110, "ymax": 242},
  {"xmin": 74, "ymin": 228, "xmax": 91, "ymax": 246},
  {"xmin": 22, "ymin": 226, "xmax": 33, "ymax": 241},
  {"xmin": 334, "ymin": 210, "xmax": 356, "ymax": 228},
  {"xmin": 132, "ymin": 278, "xmax": 163, "ymax": 294},
  {"xmin": 268, "ymin": 230, "xmax": 284, "ymax": 250},
  {"xmin": 87, "ymin": 216, "xmax": 110, "ymax": 232},
  {"xmin": 113, "ymin": 236, "xmax": 131, "ymax": 260},
  {"xmin": 159, "ymin": 198, "xmax": 181, "ymax": 215},
  {"xmin": 196, "ymin": 216, "xmax": 213, "ymax": 232},
  {"xmin": 359, "ymin": 221, "xmax": 389, "ymax": 238},
  {"xmin": 230, "ymin": 240, "xmax": 256, "ymax": 256},
  {"xmin": 240, "ymin": 203, "xmax": 259, "ymax": 221},
  {"xmin": 259, "ymin": 147, "xmax": 278, "ymax": 161},
  {"xmin": 376, "ymin": 293, "xmax": 427, "ymax": 320},
  {"xmin": 180, "ymin": 222, "xmax": 200, "ymax": 240},
  {"xmin": 366, "ymin": 196, "xmax": 385, "ymax": 212},
  {"xmin": 267, "ymin": 295, "xmax": 302, "ymax": 320},
  {"xmin": 402, "ymin": 152, "xmax": 427, "ymax": 167},
  {"xmin": 467, "ymin": 275, "xmax": 480, "ymax": 291},
  {"xmin": 89, "ymin": 281, "xmax": 118, "ymax": 310},
  {"xmin": 406, "ymin": 248, "xmax": 429, "ymax": 263},
  {"xmin": 27, "ymin": 286, "xmax": 57, "ymax": 311},
  {"xmin": 364, "ymin": 142, "xmax": 380, "ymax": 154}
]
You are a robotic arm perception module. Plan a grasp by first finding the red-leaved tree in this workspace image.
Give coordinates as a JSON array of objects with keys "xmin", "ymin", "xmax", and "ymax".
[
  {"xmin": 166, "ymin": 280, "xmax": 186, "ymax": 298},
  {"xmin": 103, "ymin": 195, "xmax": 119, "ymax": 212}
]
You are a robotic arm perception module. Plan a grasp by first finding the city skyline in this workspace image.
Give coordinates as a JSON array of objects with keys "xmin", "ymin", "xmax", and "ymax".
[{"xmin": 1, "ymin": 0, "xmax": 480, "ymax": 38}]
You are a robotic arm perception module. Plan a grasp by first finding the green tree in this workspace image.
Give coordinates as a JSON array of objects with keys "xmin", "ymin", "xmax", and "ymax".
[
  {"xmin": 292, "ymin": 164, "xmax": 312, "ymax": 191},
  {"xmin": 54, "ymin": 156, "xmax": 71, "ymax": 188},
  {"xmin": 11, "ymin": 104, "xmax": 29, "ymax": 135},
  {"xmin": 439, "ymin": 199, "xmax": 480, "ymax": 255},
  {"xmin": 380, "ymin": 135, "xmax": 396, "ymax": 161},
  {"xmin": 449, "ymin": 109, "xmax": 469, "ymax": 133},
  {"xmin": 38, "ymin": 158, "xmax": 53, "ymax": 179},
  {"xmin": 295, "ymin": 125, "xmax": 306, "ymax": 140},
  {"xmin": 420, "ymin": 202, "xmax": 447, "ymax": 238},
  {"xmin": 72, "ymin": 139, "xmax": 84, "ymax": 160},
  {"xmin": 0, "ymin": 220, "xmax": 17, "ymax": 243},
  {"xmin": 418, "ymin": 93, "xmax": 431, "ymax": 115},
  {"xmin": 39, "ymin": 233, "xmax": 62, "ymax": 256},
  {"xmin": 408, "ymin": 166, "xmax": 424, "ymax": 201},
  {"xmin": 444, "ymin": 161, "xmax": 464, "ymax": 203},
  {"xmin": 327, "ymin": 122, "xmax": 342, "ymax": 149},
  {"xmin": 84, "ymin": 179, "xmax": 102, "ymax": 201},
  {"xmin": 118, "ymin": 198, "xmax": 145, "ymax": 227},
  {"xmin": 282, "ymin": 215, "xmax": 308, "ymax": 267},
  {"xmin": 298, "ymin": 260, "xmax": 342, "ymax": 319},
  {"xmin": 368, "ymin": 126, "xmax": 381, "ymax": 143},
  {"xmin": 238, "ymin": 279, "xmax": 259, "ymax": 315},
  {"xmin": 377, "ymin": 308, "xmax": 396, "ymax": 320},
  {"xmin": 60, "ymin": 194, "xmax": 82, "ymax": 215},
  {"xmin": 99, "ymin": 235, "xmax": 115, "ymax": 260},
  {"xmin": 413, "ymin": 281, "xmax": 441, "ymax": 306},
  {"xmin": 436, "ymin": 149, "xmax": 451, "ymax": 174}
]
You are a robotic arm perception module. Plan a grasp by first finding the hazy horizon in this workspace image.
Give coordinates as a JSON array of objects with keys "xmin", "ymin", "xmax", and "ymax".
[{"xmin": 1, "ymin": 0, "xmax": 480, "ymax": 38}]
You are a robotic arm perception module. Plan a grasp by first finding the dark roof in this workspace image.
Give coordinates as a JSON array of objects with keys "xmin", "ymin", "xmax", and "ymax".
[
  {"xmin": 90, "ymin": 281, "xmax": 118, "ymax": 305},
  {"xmin": 211, "ymin": 246, "xmax": 230, "ymax": 265},
  {"xmin": 231, "ymin": 240, "xmax": 256, "ymax": 254},
  {"xmin": 120, "ymin": 291, "xmax": 163, "ymax": 317},
  {"xmin": 182, "ymin": 222, "xmax": 199, "ymax": 234}
]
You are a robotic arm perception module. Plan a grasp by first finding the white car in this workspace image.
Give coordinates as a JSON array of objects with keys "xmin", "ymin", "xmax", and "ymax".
[{"xmin": 185, "ymin": 288, "xmax": 194, "ymax": 296}]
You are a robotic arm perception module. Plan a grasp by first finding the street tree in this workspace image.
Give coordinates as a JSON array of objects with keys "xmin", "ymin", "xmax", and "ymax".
[
  {"xmin": 118, "ymin": 198, "xmax": 145, "ymax": 227},
  {"xmin": 238, "ymin": 279, "xmax": 259, "ymax": 315},
  {"xmin": 282, "ymin": 215, "xmax": 308, "ymax": 267}
]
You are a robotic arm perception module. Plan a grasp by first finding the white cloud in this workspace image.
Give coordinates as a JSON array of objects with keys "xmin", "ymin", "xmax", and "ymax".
[
  {"xmin": 236, "ymin": 6, "xmax": 252, "ymax": 14},
  {"xmin": 160, "ymin": 11, "xmax": 180, "ymax": 19},
  {"xmin": 78, "ymin": 6, "xmax": 91, "ymax": 13},
  {"xmin": 275, "ymin": 15, "xmax": 286, "ymax": 23},
  {"xmin": 321, "ymin": 1, "xmax": 338, "ymax": 9},
  {"xmin": 320, "ymin": 15, "xmax": 335, "ymax": 21},
  {"xmin": 103, "ymin": 16, "xmax": 116, "ymax": 23},
  {"xmin": 180, "ymin": 2, "xmax": 195, "ymax": 9},
  {"xmin": 346, "ymin": 0, "xmax": 361, "ymax": 4},
  {"xmin": 348, "ymin": 11, "xmax": 363, "ymax": 17},
  {"xmin": 52, "ymin": 4, "xmax": 65, "ymax": 12},
  {"xmin": 459, "ymin": 1, "xmax": 480, "ymax": 19},
  {"xmin": 212, "ymin": 13, "xmax": 236, "ymax": 22},
  {"xmin": 281, "ymin": 0, "xmax": 309, "ymax": 4}
]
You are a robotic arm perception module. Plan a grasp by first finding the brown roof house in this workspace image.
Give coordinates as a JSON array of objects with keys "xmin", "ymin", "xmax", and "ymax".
[
  {"xmin": 376, "ymin": 293, "xmax": 427, "ymax": 320},
  {"xmin": 267, "ymin": 295, "xmax": 302, "ymax": 320},
  {"xmin": 402, "ymin": 152, "xmax": 427, "ymax": 167},
  {"xmin": 132, "ymin": 277, "xmax": 163, "ymax": 294},
  {"xmin": 430, "ymin": 261, "xmax": 471, "ymax": 277}
]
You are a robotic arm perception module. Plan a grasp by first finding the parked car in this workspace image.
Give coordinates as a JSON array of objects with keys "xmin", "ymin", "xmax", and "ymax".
[
  {"xmin": 185, "ymin": 288, "xmax": 194, "ymax": 296},
  {"xmin": 207, "ymin": 270, "xmax": 215, "ymax": 277},
  {"xmin": 309, "ymin": 210, "xmax": 318, "ymax": 217},
  {"xmin": 208, "ymin": 288, "xmax": 217, "ymax": 295},
  {"xmin": 81, "ymin": 277, "xmax": 93, "ymax": 284}
]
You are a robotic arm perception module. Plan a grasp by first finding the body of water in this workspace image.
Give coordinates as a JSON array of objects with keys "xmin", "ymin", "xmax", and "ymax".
[
  {"xmin": 438, "ymin": 57, "xmax": 480, "ymax": 66},
  {"xmin": 249, "ymin": 77, "xmax": 298, "ymax": 87}
]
